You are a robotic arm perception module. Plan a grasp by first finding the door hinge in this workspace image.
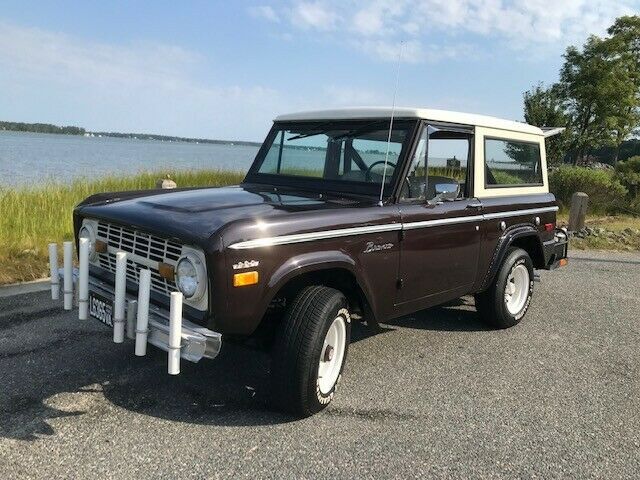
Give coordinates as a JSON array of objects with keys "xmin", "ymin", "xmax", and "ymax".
[
  {"xmin": 399, "ymin": 229, "xmax": 405, "ymax": 241},
  {"xmin": 396, "ymin": 278, "xmax": 404, "ymax": 289}
]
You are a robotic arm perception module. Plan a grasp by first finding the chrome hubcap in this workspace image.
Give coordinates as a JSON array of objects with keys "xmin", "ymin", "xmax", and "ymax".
[
  {"xmin": 318, "ymin": 315, "xmax": 346, "ymax": 395},
  {"xmin": 504, "ymin": 264, "xmax": 530, "ymax": 315}
]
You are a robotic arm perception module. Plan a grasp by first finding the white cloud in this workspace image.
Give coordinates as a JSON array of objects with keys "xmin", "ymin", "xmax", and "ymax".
[
  {"xmin": 0, "ymin": 21, "xmax": 291, "ymax": 139},
  {"xmin": 290, "ymin": 2, "xmax": 338, "ymax": 30},
  {"xmin": 248, "ymin": 5, "xmax": 280, "ymax": 23},
  {"xmin": 255, "ymin": 0, "xmax": 639, "ymax": 62}
]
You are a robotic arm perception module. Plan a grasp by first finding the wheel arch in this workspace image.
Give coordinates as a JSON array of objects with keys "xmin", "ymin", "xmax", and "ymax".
[
  {"xmin": 479, "ymin": 224, "xmax": 544, "ymax": 292},
  {"xmin": 263, "ymin": 251, "xmax": 378, "ymax": 325}
]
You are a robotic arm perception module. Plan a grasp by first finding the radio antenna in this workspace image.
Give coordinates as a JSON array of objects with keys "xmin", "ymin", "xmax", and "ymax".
[{"xmin": 378, "ymin": 40, "xmax": 403, "ymax": 207}]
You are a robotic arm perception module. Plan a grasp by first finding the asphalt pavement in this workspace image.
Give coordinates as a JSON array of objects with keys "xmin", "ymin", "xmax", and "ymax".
[{"xmin": 1, "ymin": 250, "xmax": 639, "ymax": 479}]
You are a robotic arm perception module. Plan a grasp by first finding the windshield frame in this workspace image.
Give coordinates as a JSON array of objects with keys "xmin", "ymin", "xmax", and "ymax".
[{"xmin": 244, "ymin": 119, "xmax": 420, "ymax": 199}]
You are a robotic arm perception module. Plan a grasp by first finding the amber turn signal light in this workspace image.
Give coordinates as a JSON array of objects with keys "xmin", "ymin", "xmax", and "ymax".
[
  {"xmin": 158, "ymin": 262, "xmax": 175, "ymax": 280},
  {"xmin": 95, "ymin": 239, "xmax": 108, "ymax": 253},
  {"xmin": 559, "ymin": 258, "xmax": 568, "ymax": 267},
  {"xmin": 233, "ymin": 271, "xmax": 259, "ymax": 287}
]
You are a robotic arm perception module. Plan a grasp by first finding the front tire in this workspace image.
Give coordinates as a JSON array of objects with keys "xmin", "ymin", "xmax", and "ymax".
[
  {"xmin": 475, "ymin": 247, "xmax": 534, "ymax": 329},
  {"xmin": 271, "ymin": 285, "xmax": 351, "ymax": 416}
]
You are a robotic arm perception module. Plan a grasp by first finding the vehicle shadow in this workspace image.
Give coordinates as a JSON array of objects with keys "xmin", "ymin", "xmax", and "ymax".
[
  {"xmin": 352, "ymin": 296, "xmax": 489, "ymax": 342},
  {"xmin": 1, "ymin": 294, "xmax": 487, "ymax": 441}
]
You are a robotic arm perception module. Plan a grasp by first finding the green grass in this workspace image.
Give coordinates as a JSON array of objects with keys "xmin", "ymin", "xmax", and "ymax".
[
  {"xmin": 0, "ymin": 170, "xmax": 244, "ymax": 284},
  {"xmin": 2, "ymin": 168, "xmax": 637, "ymax": 285}
]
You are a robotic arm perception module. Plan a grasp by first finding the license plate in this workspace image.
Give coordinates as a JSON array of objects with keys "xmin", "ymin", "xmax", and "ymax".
[{"xmin": 89, "ymin": 291, "xmax": 114, "ymax": 327}]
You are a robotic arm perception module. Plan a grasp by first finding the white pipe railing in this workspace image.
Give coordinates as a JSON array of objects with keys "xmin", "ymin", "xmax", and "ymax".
[
  {"xmin": 48, "ymin": 243, "xmax": 59, "ymax": 300},
  {"xmin": 78, "ymin": 238, "xmax": 89, "ymax": 320},
  {"xmin": 50, "ymin": 242, "xmax": 199, "ymax": 375},
  {"xmin": 135, "ymin": 269, "xmax": 151, "ymax": 356},
  {"xmin": 126, "ymin": 299, "xmax": 137, "ymax": 340},
  {"xmin": 113, "ymin": 251, "xmax": 127, "ymax": 343},
  {"xmin": 168, "ymin": 292, "xmax": 183, "ymax": 375},
  {"xmin": 63, "ymin": 241, "xmax": 73, "ymax": 310}
]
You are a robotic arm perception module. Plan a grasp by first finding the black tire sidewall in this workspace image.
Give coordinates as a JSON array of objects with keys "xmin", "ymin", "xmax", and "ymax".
[
  {"xmin": 311, "ymin": 305, "xmax": 351, "ymax": 409},
  {"xmin": 494, "ymin": 248, "xmax": 534, "ymax": 327}
]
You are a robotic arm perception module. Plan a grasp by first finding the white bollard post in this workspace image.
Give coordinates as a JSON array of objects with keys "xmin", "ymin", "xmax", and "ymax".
[
  {"xmin": 126, "ymin": 299, "xmax": 137, "ymax": 340},
  {"xmin": 168, "ymin": 292, "xmax": 183, "ymax": 375},
  {"xmin": 113, "ymin": 252, "xmax": 127, "ymax": 343},
  {"xmin": 48, "ymin": 243, "xmax": 59, "ymax": 300},
  {"xmin": 78, "ymin": 238, "xmax": 89, "ymax": 320},
  {"xmin": 135, "ymin": 269, "xmax": 151, "ymax": 356},
  {"xmin": 63, "ymin": 241, "xmax": 73, "ymax": 310}
]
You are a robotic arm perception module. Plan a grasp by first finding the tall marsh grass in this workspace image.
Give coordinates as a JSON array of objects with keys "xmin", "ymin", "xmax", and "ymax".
[{"xmin": 0, "ymin": 170, "xmax": 244, "ymax": 284}]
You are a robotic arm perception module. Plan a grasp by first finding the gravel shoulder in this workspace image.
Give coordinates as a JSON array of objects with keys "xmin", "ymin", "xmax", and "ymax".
[{"xmin": 0, "ymin": 250, "xmax": 639, "ymax": 479}]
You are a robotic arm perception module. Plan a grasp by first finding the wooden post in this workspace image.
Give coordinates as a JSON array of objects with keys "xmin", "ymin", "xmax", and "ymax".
[{"xmin": 568, "ymin": 192, "xmax": 588, "ymax": 232}]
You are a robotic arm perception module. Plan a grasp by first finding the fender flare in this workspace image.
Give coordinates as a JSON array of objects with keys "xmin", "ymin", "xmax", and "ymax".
[
  {"xmin": 263, "ymin": 250, "xmax": 378, "ymax": 321},
  {"xmin": 479, "ymin": 224, "xmax": 543, "ymax": 292}
]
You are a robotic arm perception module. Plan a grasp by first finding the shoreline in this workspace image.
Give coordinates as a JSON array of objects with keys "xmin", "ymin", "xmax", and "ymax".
[{"xmin": 1, "ymin": 170, "xmax": 638, "ymax": 285}]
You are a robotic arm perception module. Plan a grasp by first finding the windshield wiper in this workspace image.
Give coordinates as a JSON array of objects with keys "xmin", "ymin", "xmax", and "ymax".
[
  {"xmin": 286, "ymin": 122, "xmax": 336, "ymax": 141},
  {"xmin": 332, "ymin": 121, "xmax": 385, "ymax": 141},
  {"xmin": 286, "ymin": 121, "xmax": 385, "ymax": 142}
]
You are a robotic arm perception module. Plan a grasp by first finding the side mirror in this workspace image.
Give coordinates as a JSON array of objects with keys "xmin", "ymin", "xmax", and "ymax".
[{"xmin": 434, "ymin": 182, "xmax": 459, "ymax": 201}]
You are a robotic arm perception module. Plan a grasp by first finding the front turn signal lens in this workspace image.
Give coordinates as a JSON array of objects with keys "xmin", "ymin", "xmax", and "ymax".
[
  {"xmin": 233, "ymin": 271, "xmax": 259, "ymax": 287},
  {"xmin": 95, "ymin": 239, "xmax": 108, "ymax": 253},
  {"xmin": 559, "ymin": 258, "xmax": 568, "ymax": 267}
]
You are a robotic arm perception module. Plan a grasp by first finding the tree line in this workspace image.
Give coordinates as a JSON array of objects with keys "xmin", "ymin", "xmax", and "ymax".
[
  {"xmin": 524, "ymin": 15, "xmax": 640, "ymax": 166},
  {"xmin": 0, "ymin": 121, "xmax": 85, "ymax": 135}
]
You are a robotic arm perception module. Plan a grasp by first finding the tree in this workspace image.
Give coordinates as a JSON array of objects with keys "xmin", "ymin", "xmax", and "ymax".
[
  {"xmin": 523, "ymin": 83, "xmax": 571, "ymax": 165},
  {"xmin": 559, "ymin": 36, "xmax": 623, "ymax": 164},
  {"xmin": 615, "ymin": 155, "xmax": 640, "ymax": 198},
  {"xmin": 606, "ymin": 16, "xmax": 640, "ymax": 163}
]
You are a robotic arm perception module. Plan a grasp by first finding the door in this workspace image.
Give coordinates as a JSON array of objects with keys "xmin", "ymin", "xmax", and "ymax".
[{"xmin": 396, "ymin": 124, "xmax": 482, "ymax": 306}]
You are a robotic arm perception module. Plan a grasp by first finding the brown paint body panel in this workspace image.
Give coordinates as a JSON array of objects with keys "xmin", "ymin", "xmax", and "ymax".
[{"xmin": 75, "ymin": 185, "xmax": 559, "ymax": 336}]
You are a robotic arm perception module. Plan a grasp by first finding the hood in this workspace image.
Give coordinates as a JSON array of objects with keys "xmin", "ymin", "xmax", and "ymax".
[{"xmin": 76, "ymin": 185, "xmax": 361, "ymax": 245}]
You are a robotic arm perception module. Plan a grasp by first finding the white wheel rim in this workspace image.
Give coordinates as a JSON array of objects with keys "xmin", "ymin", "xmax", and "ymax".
[
  {"xmin": 504, "ymin": 264, "xmax": 530, "ymax": 315},
  {"xmin": 317, "ymin": 315, "xmax": 347, "ymax": 395}
]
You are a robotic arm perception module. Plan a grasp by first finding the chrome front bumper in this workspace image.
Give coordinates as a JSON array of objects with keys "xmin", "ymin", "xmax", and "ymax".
[{"xmin": 89, "ymin": 276, "xmax": 222, "ymax": 363}]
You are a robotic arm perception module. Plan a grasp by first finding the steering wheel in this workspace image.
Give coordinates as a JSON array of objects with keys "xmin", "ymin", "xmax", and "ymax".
[{"xmin": 365, "ymin": 160, "xmax": 397, "ymax": 182}]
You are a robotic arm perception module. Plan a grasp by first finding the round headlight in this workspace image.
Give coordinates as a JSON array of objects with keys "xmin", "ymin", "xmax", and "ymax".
[
  {"xmin": 79, "ymin": 224, "xmax": 97, "ymax": 261},
  {"xmin": 176, "ymin": 256, "xmax": 200, "ymax": 299}
]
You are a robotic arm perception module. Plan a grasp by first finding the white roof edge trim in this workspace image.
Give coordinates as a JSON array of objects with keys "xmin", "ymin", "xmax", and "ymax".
[
  {"xmin": 541, "ymin": 127, "xmax": 566, "ymax": 138},
  {"xmin": 274, "ymin": 107, "xmax": 544, "ymax": 136}
]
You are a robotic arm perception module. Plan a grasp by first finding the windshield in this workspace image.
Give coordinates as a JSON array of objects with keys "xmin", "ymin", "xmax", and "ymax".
[{"xmin": 246, "ymin": 120, "xmax": 416, "ymax": 196}]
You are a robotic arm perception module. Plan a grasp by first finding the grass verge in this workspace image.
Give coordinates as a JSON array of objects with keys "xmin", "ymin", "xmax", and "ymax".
[
  {"xmin": 0, "ymin": 170, "xmax": 244, "ymax": 285},
  {"xmin": 557, "ymin": 213, "xmax": 640, "ymax": 251},
  {"xmin": 1, "ymin": 172, "xmax": 638, "ymax": 285}
]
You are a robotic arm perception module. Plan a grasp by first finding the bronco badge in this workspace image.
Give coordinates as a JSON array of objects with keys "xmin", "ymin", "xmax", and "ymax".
[{"xmin": 363, "ymin": 241, "xmax": 394, "ymax": 253}]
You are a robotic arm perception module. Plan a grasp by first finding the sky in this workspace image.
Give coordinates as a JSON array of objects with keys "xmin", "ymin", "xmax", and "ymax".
[{"xmin": 0, "ymin": 0, "xmax": 638, "ymax": 142}]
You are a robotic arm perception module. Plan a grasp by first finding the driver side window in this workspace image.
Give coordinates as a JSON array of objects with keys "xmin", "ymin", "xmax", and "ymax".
[{"xmin": 402, "ymin": 126, "xmax": 471, "ymax": 202}]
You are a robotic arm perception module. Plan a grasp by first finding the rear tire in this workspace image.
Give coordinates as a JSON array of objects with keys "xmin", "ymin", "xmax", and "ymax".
[
  {"xmin": 271, "ymin": 285, "xmax": 351, "ymax": 417},
  {"xmin": 475, "ymin": 247, "xmax": 534, "ymax": 329}
]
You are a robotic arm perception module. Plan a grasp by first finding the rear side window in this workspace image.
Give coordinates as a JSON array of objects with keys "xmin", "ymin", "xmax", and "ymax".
[{"xmin": 484, "ymin": 138, "xmax": 542, "ymax": 187}]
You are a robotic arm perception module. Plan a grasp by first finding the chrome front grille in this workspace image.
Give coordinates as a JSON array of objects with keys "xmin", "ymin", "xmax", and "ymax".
[
  {"xmin": 97, "ymin": 221, "xmax": 182, "ymax": 263},
  {"xmin": 96, "ymin": 221, "xmax": 182, "ymax": 296}
]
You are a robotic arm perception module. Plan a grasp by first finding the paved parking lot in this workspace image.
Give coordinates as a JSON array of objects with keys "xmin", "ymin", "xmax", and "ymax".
[{"xmin": 1, "ymin": 250, "xmax": 639, "ymax": 479}]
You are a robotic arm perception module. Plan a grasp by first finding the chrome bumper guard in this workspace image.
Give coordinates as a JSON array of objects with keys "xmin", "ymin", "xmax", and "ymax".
[
  {"xmin": 49, "ymin": 241, "xmax": 221, "ymax": 374},
  {"xmin": 89, "ymin": 278, "xmax": 222, "ymax": 363}
]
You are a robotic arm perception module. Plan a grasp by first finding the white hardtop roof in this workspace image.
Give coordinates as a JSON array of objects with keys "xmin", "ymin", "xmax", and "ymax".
[{"xmin": 275, "ymin": 107, "xmax": 544, "ymax": 136}]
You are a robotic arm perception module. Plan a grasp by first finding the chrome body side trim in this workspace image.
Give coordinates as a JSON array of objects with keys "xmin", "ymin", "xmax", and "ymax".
[
  {"xmin": 402, "ymin": 215, "xmax": 484, "ymax": 230},
  {"xmin": 482, "ymin": 206, "xmax": 558, "ymax": 220},
  {"xmin": 228, "ymin": 223, "xmax": 402, "ymax": 250},
  {"xmin": 227, "ymin": 206, "xmax": 559, "ymax": 249}
]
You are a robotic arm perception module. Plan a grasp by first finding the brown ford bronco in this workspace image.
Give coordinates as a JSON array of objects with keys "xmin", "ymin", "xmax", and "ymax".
[{"xmin": 72, "ymin": 107, "xmax": 568, "ymax": 416}]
